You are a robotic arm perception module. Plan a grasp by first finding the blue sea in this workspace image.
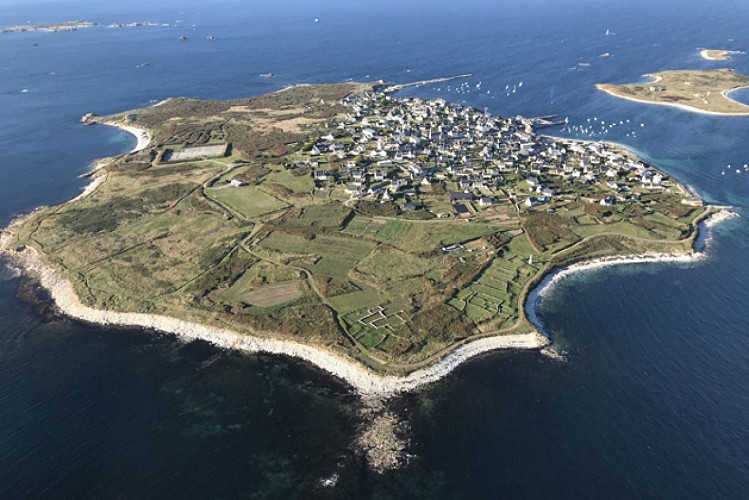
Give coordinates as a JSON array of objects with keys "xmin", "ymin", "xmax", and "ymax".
[{"xmin": 1, "ymin": 0, "xmax": 749, "ymax": 497}]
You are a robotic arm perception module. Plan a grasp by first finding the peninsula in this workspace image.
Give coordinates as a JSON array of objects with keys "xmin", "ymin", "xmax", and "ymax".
[
  {"xmin": 0, "ymin": 82, "xmax": 722, "ymax": 392},
  {"xmin": 597, "ymin": 68, "xmax": 749, "ymax": 115}
]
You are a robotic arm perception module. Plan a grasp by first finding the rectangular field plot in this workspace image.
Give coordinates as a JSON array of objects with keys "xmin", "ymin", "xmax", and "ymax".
[
  {"xmin": 329, "ymin": 287, "xmax": 385, "ymax": 313},
  {"xmin": 450, "ymin": 234, "xmax": 547, "ymax": 325},
  {"xmin": 216, "ymin": 261, "xmax": 306, "ymax": 307},
  {"xmin": 342, "ymin": 216, "xmax": 499, "ymax": 251},
  {"xmin": 166, "ymin": 144, "xmax": 228, "ymax": 162},
  {"xmin": 344, "ymin": 305, "xmax": 409, "ymax": 352},
  {"xmin": 208, "ymin": 186, "xmax": 287, "ymax": 219},
  {"xmin": 242, "ymin": 281, "xmax": 305, "ymax": 307},
  {"xmin": 258, "ymin": 232, "xmax": 375, "ymax": 277},
  {"xmin": 264, "ymin": 170, "xmax": 315, "ymax": 193},
  {"xmin": 279, "ymin": 205, "xmax": 351, "ymax": 229}
]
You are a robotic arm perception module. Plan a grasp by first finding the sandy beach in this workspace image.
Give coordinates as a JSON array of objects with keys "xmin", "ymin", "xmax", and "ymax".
[
  {"xmin": 596, "ymin": 83, "xmax": 749, "ymax": 117},
  {"xmin": 115, "ymin": 124, "xmax": 152, "ymax": 152},
  {"xmin": 700, "ymin": 49, "xmax": 729, "ymax": 61},
  {"xmin": 68, "ymin": 122, "xmax": 150, "ymax": 202}
]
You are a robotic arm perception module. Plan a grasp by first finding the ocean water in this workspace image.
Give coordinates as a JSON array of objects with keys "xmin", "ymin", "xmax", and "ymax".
[{"xmin": 1, "ymin": 0, "xmax": 749, "ymax": 497}]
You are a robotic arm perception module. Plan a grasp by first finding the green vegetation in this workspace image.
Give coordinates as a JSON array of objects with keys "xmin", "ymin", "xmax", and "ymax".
[
  {"xmin": 2, "ymin": 82, "xmax": 714, "ymax": 374},
  {"xmin": 208, "ymin": 186, "xmax": 287, "ymax": 219}
]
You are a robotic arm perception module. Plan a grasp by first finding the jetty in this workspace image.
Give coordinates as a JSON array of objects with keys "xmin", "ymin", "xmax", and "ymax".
[
  {"xmin": 529, "ymin": 114, "xmax": 566, "ymax": 128},
  {"xmin": 380, "ymin": 74, "xmax": 472, "ymax": 93}
]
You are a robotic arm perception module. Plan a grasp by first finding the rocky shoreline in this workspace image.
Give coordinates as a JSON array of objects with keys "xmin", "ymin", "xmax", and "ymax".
[
  {"xmin": 0, "ymin": 244, "xmax": 546, "ymax": 396},
  {"xmin": 525, "ymin": 209, "xmax": 738, "ymax": 337},
  {"xmin": 0, "ymin": 206, "xmax": 737, "ymax": 396},
  {"xmin": 0, "ymin": 118, "xmax": 737, "ymax": 398}
]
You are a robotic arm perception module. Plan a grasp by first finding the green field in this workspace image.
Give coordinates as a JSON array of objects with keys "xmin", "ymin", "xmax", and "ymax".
[
  {"xmin": 207, "ymin": 186, "xmax": 287, "ymax": 218},
  {"xmin": 265, "ymin": 169, "xmax": 315, "ymax": 193},
  {"xmin": 343, "ymin": 216, "xmax": 500, "ymax": 251},
  {"xmin": 258, "ymin": 231, "xmax": 375, "ymax": 278}
]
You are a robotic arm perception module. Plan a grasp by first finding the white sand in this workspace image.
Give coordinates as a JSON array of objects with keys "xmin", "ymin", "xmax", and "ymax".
[
  {"xmin": 700, "ymin": 49, "xmax": 729, "ymax": 61},
  {"xmin": 596, "ymin": 83, "xmax": 749, "ymax": 117},
  {"xmin": 69, "ymin": 121, "xmax": 150, "ymax": 202},
  {"xmin": 70, "ymin": 175, "xmax": 105, "ymax": 202},
  {"xmin": 115, "ymin": 124, "xmax": 152, "ymax": 152}
]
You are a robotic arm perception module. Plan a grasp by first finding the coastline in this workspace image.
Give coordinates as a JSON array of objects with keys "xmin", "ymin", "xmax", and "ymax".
[
  {"xmin": 546, "ymin": 134, "xmax": 706, "ymax": 200},
  {"xmin": 111, "ymin": 123, "xmax": 152, "ymax": 152},
  {"xmin": 0, "ymin": 96, "xmax": 738, "ymax": 396},
  {"xmin": 69, "ymin": 122, "xmax": 151, "ymax": 202},
  {"xmin": 0, "ymin": 245, "xmax": 543, "ymax": 396},
  {"xmin": 700, "ymin": 49, "xmax": 729, "ymax": 61},
  {"xmin": 0, "ymin": 208, "xmax": 735, "ymax": 396},
  {"xmin": 596, "ymin": 83, "xmax": 749, "ymax": 117},
  {"xmin": 524, "ymin": 209, "xmax": 738, "ymax": 337}
]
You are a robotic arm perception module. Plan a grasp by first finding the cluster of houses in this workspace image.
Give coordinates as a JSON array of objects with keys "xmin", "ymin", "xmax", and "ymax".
[{"xmin": 296, "ymin": 91, "xmax": 676, "ymax": 217}]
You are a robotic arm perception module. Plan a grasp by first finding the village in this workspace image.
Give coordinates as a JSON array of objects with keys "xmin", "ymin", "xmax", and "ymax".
[{"xmin": 299, "ymin": 91, "xmax": 684, "ymax": 221}]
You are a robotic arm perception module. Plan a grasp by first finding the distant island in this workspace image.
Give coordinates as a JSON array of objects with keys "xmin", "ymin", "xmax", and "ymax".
[
  {"xmin": 597, "ymin": 68, "xmax": 749, "ymax": 115},
  {"xmin": 700, "ymin": 49, "xmax": 731, "ymax": 61},
  {"xmin": 0, "ymin": 81, "xmax": 727, "ymax": 394},
  {"xmin": 1, "ymin": 20, "xmax": 96, "ymax": 34},
  {"xmin": 1, "ymin": 20, "xmax": 174, "ymax": 35}
]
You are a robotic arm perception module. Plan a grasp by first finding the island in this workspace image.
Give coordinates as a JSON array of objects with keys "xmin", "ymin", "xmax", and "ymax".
[
  {"xmin": 597, "ymin": 68, "xmax": 749, "ymax": 115},
  {"xmin": 1, "ymin": 20, "xmax": 96, "ymax": 34},
  {"xmin": 700, "ymin": 49, "xmax": 731, "ymax": 61},
  {"xmin": 0, "ymin": 81, "xmax": 724, "ymax": 394}
]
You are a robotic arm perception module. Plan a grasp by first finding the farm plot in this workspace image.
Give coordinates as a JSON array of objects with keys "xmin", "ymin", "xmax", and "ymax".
[
  {"xmin": 258, "ymin": 232, "xmax": 375, "ymax": 278},
  {"xmin": 342, "ymin": 215, "xmax": 499, "ymax": 252},
  {"xmin": 216, "ymin": 260, "xmax": 306, "ymax": 307},
  {"xmin": 242, "ymin": 281, "xmax": 306, "ymax": 307},
  {"xmin": 354, "ymin": 245, "xmax": 443, "ymax": 298},
  {"xmin": 344, "ymin": 306, "xmax": 409, "ymax": 351},
  {"xmin": 264, "ymin": 169, "xmax": 315, "ymax": 193},
  {"xmin": 278, "ymin": 204, "xmax": 352, "ymax": 230},
  {"xmin": 450, "ymin": 234, "xmax": 547, "ymax": 327},
  {"xmin": 207, "ymin": 186, "xmax": 287, "ymax": 219}
]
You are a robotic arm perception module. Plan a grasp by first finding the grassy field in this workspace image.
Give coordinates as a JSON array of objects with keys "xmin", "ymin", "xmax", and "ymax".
[
  {"xmin": 217, "ymin": 260, "xmax": 304, "ymax": 307},
  {"xmin": 207, "ymin": 186, "xmax": 288, "ymax": 219},
  {"xmin": 278, "ymin": 204, "xmax": 351, "ymax": 230},
  {"xmin": 328, "ymin": 287, "xmax": 385, "ymax": 313},
  {"xmin": 342, "ymin": 215, "xmax": 501, "ymax": 251},
  {"xmin": 242, "ymin": 281, "xmax": 306, "ymax": 307},
  {"xmin": 264, "ymin": 169, "xmax": 315, "ymax": 193},
  {"xmin": 450, "ymin": 233, "xmax": 547, "ymax": 327},
  {"xmin": 213, "ymin": 166, "xmax": 250, "ymax": 185},
  {"xmin": 258, "ymin": 231, "xmax": 375, "ymax": 278}
]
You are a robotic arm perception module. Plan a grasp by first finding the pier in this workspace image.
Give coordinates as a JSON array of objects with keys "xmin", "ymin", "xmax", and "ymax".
[{"xmin": 380, "ymin": 74, "xmax": 473, "ymax": 93}]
